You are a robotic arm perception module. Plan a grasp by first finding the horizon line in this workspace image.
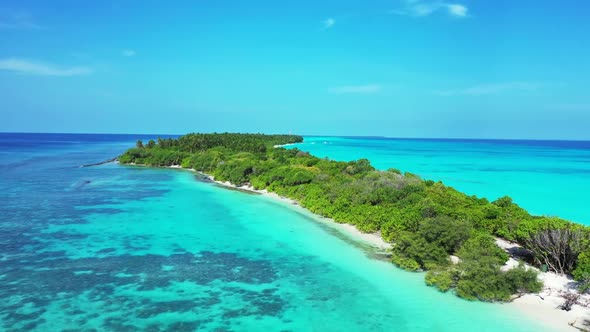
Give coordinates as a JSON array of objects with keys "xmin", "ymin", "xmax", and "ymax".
[{"xmin": 2, "ymin": 131, "xmax": 590, "ymax": 143}]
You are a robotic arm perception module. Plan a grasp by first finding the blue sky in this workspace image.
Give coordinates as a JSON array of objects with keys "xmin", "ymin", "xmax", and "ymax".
[{"xmin": 1, "ymin": 0, "xmax": 589, "ymax": 139}]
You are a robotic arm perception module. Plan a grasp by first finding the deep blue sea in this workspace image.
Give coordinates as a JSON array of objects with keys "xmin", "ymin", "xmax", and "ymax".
[{"xmin": 0, "ymin": 133, "xmax": 567, "ymax": 331}]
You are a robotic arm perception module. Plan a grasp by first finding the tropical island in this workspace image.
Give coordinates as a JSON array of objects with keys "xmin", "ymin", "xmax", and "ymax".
[{"xmin": 119, "ymin": 133, "xmax": 590, "ymax": 322}]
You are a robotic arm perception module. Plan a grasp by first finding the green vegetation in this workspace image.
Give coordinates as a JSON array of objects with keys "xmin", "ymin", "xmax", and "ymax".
[
  {"xmin": 120, "ymin": 133, "xmax": 589, "ymax": 301},
  {"xmin": 573, "ymin": 251, "xmax": 590, "ymax": 292},
  {"xmin": 426, "ymin": 234, "xmax": 541, "ymax": 301}
]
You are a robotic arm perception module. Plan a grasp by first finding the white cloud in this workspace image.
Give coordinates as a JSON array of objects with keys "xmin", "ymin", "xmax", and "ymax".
[
  {"xmin": 0, "ymin": 58, "xmax": 93, "ymax": 76},
  {"xmin": 409, "ymin": 3, "xmax": 439, "ymax": 17},
  {"xmin": 391, "ymin": 1, "xmax": 469, "ymax": 18},
  {"xmin": 122, "ymin": 49, "xmax": 136, "ymax": 57},
  {"xmin": 446, "ymin": 4, "xmax": 468, "ymax": 17},
  {"xmin": 435, "ymin": 82, "xmax": 545, "ymax": 96},
  {"xmin": 329, "ymin": 84, "xmax": 382, "ymax": 94},
  {"xmin": 323, "ymin": 18, "xmax": 335, "ymax": 29}
]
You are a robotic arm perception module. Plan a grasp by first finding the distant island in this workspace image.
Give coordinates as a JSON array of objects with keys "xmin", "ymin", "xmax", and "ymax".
[{"xmin": 119, "ymin": 133, "xmax": 590, "ymax": 305}]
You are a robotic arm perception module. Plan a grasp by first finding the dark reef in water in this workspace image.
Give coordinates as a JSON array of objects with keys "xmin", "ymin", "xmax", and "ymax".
[
  {"xmin": 0, "ymin": 162, "xmax": 290, "ymax": 331},
  {"xmin": 0, "ymin": 232, "xmax": 286, "ymax": 331}
]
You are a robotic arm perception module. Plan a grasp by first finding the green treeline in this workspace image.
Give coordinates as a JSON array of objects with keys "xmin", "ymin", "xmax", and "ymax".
[{"xmin": 120, "ymin": 133, "xmax": 590, "ymax": 301}]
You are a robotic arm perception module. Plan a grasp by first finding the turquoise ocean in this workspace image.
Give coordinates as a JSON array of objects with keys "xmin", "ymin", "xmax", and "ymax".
[
  {"xmin": 291, "ymin": 136, "xmax": 590, "ymax": 225},
  {"xmin": 1, "ymin": 133, "xmax": 577, "ymax": 331}
]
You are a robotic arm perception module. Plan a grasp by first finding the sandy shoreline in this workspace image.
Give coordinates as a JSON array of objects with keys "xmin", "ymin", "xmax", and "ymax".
[
  {"xmin": 142, "ymin": 164, "xmax": 588, "ymax": 331},
  {"xmin": 160, "ymin": 165, "xmax": 391, "ymax": 250},
  {"xmin": 495, "ymin": 238, "xmax": 590, "ymax": 331},
  {"xmin": 194, "ymin": 170, "xmax": 392, "ymax": 251}
]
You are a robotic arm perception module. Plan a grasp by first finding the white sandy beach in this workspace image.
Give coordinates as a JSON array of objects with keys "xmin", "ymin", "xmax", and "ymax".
[
  {"xmin": 495, "ymin": 238, "xmax": 590, "ymax": 331},
  {"xmin": 161, "ymin": 164, "xmax": 589, "ymax": 331}
]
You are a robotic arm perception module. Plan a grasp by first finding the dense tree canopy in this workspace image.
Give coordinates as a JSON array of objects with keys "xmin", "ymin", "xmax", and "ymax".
[{"xmin": 119, "ymin": 133, "xmax": 590, "ymax": 301}]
